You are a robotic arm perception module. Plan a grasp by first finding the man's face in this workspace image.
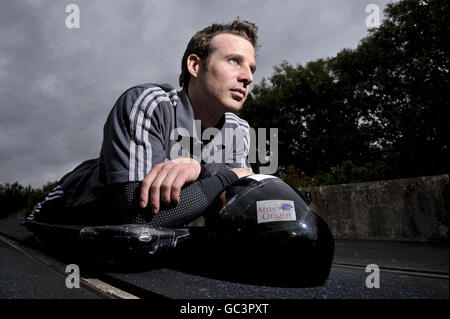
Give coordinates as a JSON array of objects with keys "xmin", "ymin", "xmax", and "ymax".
[{"xmin": 196, "ymin": 33, "xmax": 256, "ymax": 113}]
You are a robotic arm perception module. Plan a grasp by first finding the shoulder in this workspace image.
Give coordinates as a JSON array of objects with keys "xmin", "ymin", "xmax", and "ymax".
[
  {"xmin": 116, "ymin": 83, "xmax": 180, "ymax": 117},
  {"xmin": 224, "ymin": 112, "xmax": 250, "ymax": 131},
  {"xmin": 121, "ymin": 83, "xmax": 179, "ymax": 106}
]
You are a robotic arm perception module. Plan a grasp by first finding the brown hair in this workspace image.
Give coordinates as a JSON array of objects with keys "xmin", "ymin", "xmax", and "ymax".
[{"xmin": 179, "ymin": 18, "xmax": 259, "ymax": 88}]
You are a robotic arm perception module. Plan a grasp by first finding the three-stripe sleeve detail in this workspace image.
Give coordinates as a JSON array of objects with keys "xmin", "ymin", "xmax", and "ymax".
[
  {"xmin": 28, "ymin": 185, "xmax": 64, "ymax": 220},
  {"xmin": 225, "ymin": 113, "xmax": 251, "ymax": 167},
  {"xmin": 128, "ymin": 87, "xmax": 176, "ymax": 181}
]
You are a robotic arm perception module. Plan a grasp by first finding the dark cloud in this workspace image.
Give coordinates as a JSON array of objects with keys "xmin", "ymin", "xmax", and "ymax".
[{"xmin": 0, "ymin": 0, "xmax": 392, "ymax": 187}]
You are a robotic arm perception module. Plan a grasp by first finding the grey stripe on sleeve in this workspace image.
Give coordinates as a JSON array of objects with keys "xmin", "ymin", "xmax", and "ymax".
[
  {"xmin": 129, "ymin": 86, "xmax": 171, "ymax": 181},
  {"xmin": 140, "ymin": 94, "xmax": 168, "ymax": 180},
  {"xmin": 129, "ymin": 87, "xmax": 155, "ymax": 181},
  {"xmin": 225, "ymin": 112, "xmax": 250, "ymax": 129},
  {"xmin": 225, "ymin": 113, "xmax": 251, "ymax": 168}
]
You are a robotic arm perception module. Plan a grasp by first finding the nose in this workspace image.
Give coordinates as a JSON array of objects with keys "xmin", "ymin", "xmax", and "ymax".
[{"xmin": 238, "ymin": 65, "xmax": 253, "ymax": 87}]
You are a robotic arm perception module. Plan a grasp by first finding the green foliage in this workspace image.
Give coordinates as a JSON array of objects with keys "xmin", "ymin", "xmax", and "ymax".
[
  {"xmin": 277, "ymin": 161, "xmax": 389, "ymax": 188},
  {"xmin": 278, "ymin": 165, "xmax": 319, "ymax": 188},
  {"xmin": 240, "ymin": 0, "xmax": 449, "ymax": 185},
  {"xmin": 329, "ymin": 0, "xmax": 449, "ymax": 179},
  {"xmin": 0, "ymin": 181, "xmax": 57, "ymax": 218}
]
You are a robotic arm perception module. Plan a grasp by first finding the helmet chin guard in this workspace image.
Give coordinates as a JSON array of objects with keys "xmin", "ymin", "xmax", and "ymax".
[{"xmin": 203, "ymin": 174, "xmax": 335, "ymax": 287}]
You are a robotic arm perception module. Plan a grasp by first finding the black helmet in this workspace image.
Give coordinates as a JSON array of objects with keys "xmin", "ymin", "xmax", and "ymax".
[{"xmin": 203, "ymin": 174, "xmax": 335, "ymax": 287}]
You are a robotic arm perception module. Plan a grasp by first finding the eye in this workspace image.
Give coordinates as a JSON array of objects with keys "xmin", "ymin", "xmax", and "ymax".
[{"xmin": 229, "ymin": 58, "xmax": 239, "ymax": 65}]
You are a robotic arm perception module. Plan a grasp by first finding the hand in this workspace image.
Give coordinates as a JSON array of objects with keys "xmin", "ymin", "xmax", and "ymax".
[
  {"xmin": 139, "ymin": 158, "xmax": 201, "ymax": 213},
  {"xmin": 230, "ymin": 167, "xmax": 254, "ymax": 179}
]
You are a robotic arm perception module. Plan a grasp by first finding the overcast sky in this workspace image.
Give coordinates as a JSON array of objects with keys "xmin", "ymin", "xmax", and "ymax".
[{"xmin": 0, "ymin": 0, "xmax": 393, "ymax": 187}]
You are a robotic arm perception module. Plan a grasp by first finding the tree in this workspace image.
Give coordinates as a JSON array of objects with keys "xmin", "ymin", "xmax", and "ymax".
[
  {"xmin": 241, "ymin": 60, "xmax": 368, "ymax": 175},
  {"xmin": 0, "ymin": 181, "xmax": 57, "ymax": 218},
  {"xmin": 0, "ymin": 182, "xmax": 28, "ymax": 217},
  {"xmin": 240, "ymin": 0, "xmax": 449, "ymax": 186},
  {"xmin": 330, "ymin": 0, "xmax": 449, "ymax": 179}
]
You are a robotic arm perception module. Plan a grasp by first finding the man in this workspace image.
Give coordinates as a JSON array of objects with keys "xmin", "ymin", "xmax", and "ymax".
[{"xmin": 28, "ymin": 19, "xmax": 258, "ymax": 229}]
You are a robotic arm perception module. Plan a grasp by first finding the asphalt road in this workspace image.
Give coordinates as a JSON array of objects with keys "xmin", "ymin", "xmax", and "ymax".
[{"xmin": 0, "ymin": 212, "xmax": 448, "ymax": 299}]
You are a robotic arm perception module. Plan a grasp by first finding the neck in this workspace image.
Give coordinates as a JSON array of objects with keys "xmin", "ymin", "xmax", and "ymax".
[{"xmin": 187, "ymin": 84, "xmax": 224, "ymax": 129}]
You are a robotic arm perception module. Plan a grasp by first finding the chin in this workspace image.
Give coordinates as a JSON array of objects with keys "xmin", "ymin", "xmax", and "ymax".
[
  {"xmin": 224, "ymin": 99, "xmax": 245, "ymax": 113},
  {"xmin": 224, "ymin": 105, "xmax": 243, "ymax": 113}
]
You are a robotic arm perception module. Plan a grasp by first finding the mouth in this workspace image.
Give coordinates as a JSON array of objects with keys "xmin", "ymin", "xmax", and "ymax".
[{"xmin": 230, "ymin": 88, "xmax": 246, "ymax": 100}]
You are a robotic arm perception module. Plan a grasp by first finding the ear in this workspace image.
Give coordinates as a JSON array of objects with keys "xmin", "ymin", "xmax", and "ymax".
[{"xmin": 187, "ymin": 54, "xmax": 202, "ymax": 79}]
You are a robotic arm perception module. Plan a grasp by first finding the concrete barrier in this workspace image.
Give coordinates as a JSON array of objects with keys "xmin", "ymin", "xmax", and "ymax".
[{"xmin": 302, "ymin": 174, "xmax": 449, "ymax": 242}]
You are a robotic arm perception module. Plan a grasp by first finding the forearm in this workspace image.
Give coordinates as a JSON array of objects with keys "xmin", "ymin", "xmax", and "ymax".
[
  {"xmin": 199, "ymin": 163, "xmax": 246, "ymax": 178},
  {"xmin": 113, "ymin": 168, "xmax": 239, "ymax": 227}
]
